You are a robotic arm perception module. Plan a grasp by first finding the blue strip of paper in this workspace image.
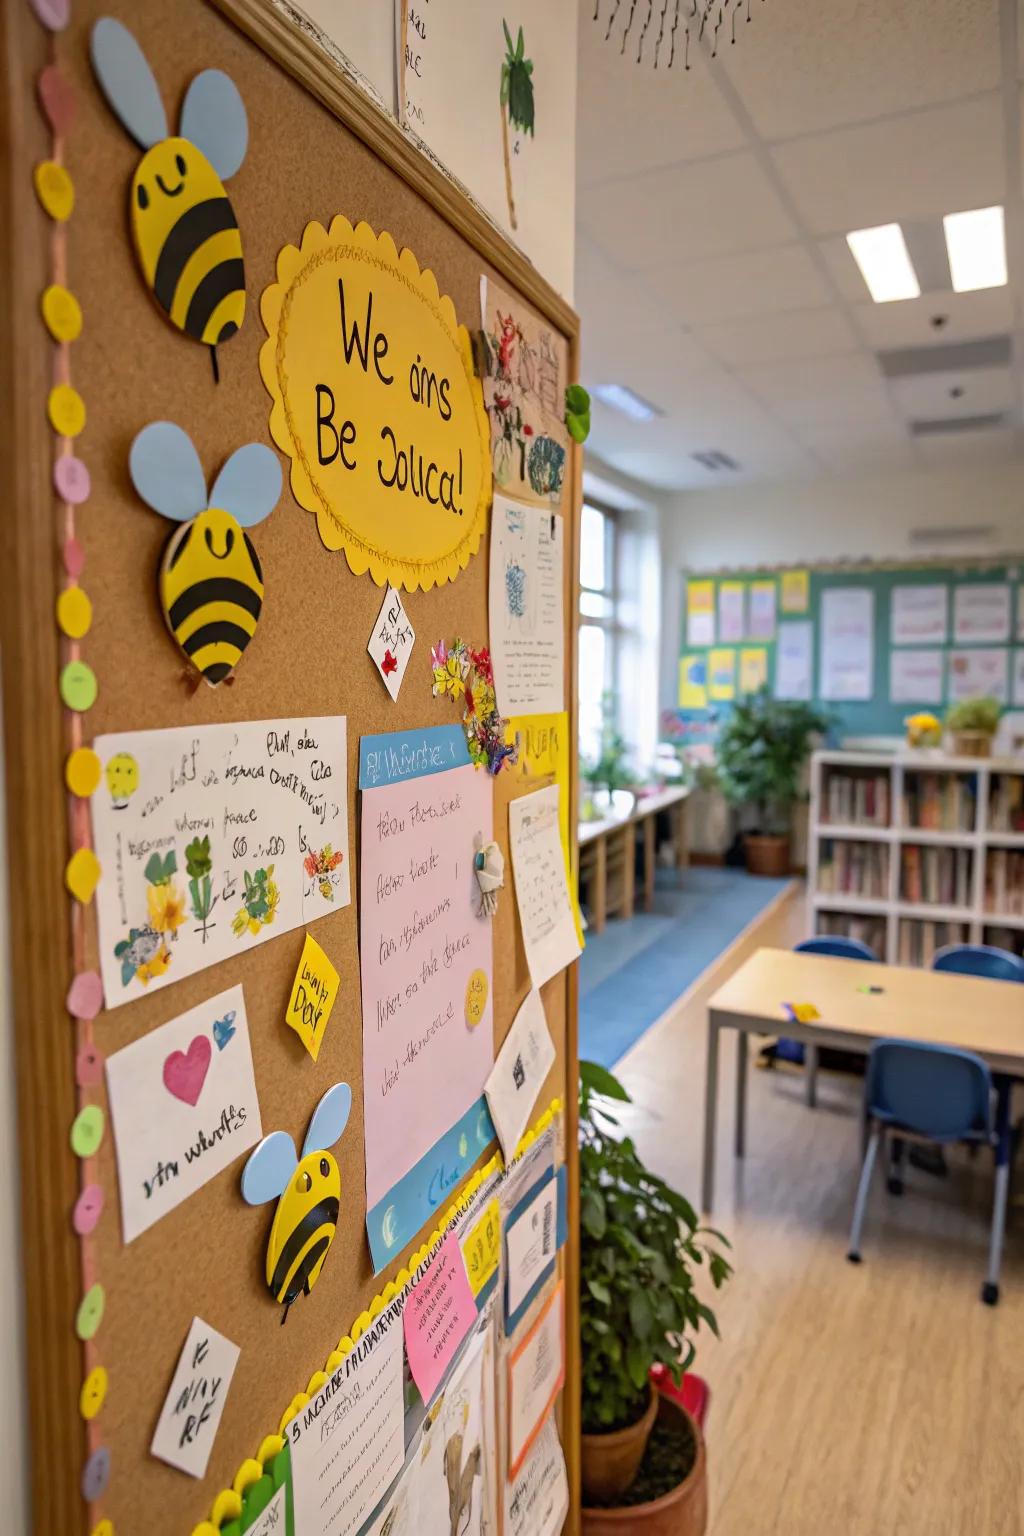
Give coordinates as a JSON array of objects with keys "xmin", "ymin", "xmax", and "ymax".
[{"xmin": 359, "ymin": 723, "xmax": 470, "ymax": 790}]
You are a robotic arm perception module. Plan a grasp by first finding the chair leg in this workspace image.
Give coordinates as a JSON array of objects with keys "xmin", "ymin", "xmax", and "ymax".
[
  {"xmin": 805, "ymin": 1043, "xmax": 819, "ymax": 1109},
  {"xmin": 848, "ymin": 1124, "xmax": 881, "ymax": 1264},
  {"xmin": 983, "ymin": 1083, "xmax": 1013, "ymax": 1306},
  {"xmin": 887, "ymin": 1135, "xmax": 905, "ymax": 1197}
]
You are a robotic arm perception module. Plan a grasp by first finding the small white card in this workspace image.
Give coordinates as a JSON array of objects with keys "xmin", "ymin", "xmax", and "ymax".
[
  {"xmin": 151, "ymin": 1316, "xmax": 240, "ymax": 1478},
  {"xmin": 485, "ymin": 989, "xmax": 555, "ymax": 1161},
  {"xmin": 507, "ymin": 1176, "xmax": 559, "ymax": 1318},
  {"xmin": 368, "ymin": 583, "xmax": 415, "ymax": 701}
]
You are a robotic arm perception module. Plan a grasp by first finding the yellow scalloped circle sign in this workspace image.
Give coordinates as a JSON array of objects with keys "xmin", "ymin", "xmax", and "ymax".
[{"xmin": 260, "ymin": 217, "xmax": 491, "ymax": 590}]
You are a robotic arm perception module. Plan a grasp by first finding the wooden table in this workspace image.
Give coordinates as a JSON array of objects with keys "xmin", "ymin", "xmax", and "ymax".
[
  {"xmin": 702, "ymin": 947, "xmax": 1024, "ymax": 1213},
  {"xmin": 578, "ymin": 785, "xmax": 690, "ymax": 932}
]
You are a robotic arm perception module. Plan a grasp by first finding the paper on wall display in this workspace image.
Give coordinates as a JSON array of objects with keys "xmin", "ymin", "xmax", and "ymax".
[
  {"xmin": 780, "ymin": 569, "xmax": 809, "ymax": 615},
  {"xmin": 150, "ymin": 1317, "xmax": 239, "ymax": 1478},
  {"xmin": 508, "ymin": 785, "xmax": 582, "ymax": 989},
  {"xmin": 246, "ymin": 1484, "xmax": 287, "ymax": 1536},
  {"xmin": 90, "ymin": 717, "xmax": 349, "ymax": 1006},
  {"xmin": 480, "ymin": 277, "xmax": 569, "ymax": 508},
  {"xmin": 489, "ymin": 493, "xmax": 565, "ymax": 714},
  {"xmin": 105, "ymin": 984, "xmax": 261, "ymax": 1242},
  {"xmin": 507, "ymin": 1280, "xmax": 565, "ymax": 1477},
  {"xmin": 415, "ymin": 1322, "xmax": 492, "ymax": 1536},
  {"xmin": 748, "ymin": 579, "xmax": 777, "ymax": 641},
  {"xmin": 678, "ymin": 654, "xmax": 707, "ymax": 710},
  {"xmin": 505, "ymin": 1414, "xmax": 568, "ymax": 1536},
  {"xmin": 284, "ymin": 932, "xmax": 340, "ymax": 1063},
  {"xmin": 1018, "ymin": 586, "xmax": 1024, "ymax": 641},
  {"xmin": 953, "ymin": 582, "xmax": 1011, "ymax": 644},
  {"xmin": 484, "ymin": 988, "xmax": 555, "ymax": 1161},
  {"xmin": 368, "ymin": 584, "xmax": 416, "ymax": 702},
  {"xmin": 819, "ymin": 588, "xmax": 874, "ymax": 701},
  {"xmin": 404, "ymin": 1230, "xmax": 477, "ymax": 1402},
  {"xmin": 890, "ymin": 648, "xmax": 944, "ymax": 706},
  {"xmin": 505, "ymin": 1167, "xmax": 561, "ymax": 1321},
  {"xmin": 948, "ymin": 648, "xmax": 1009, "ymax": 704},
  {"xmin": 359, "ymin": 726, "xmax": 495, "ymax": 1227},
  {"xmin": 890, "ymin": 584, "xmax": 948, "ymax": 645},
  {"xmin": 775, "ymin": 620, "xmax": 813, "ymax": 701},
  {"xmin": 717, "ymin": 581, "xmax": 745, "ymax": 644},
  {"xmin": 507, "ymin": 711, "xmax": 583, "ymax": 946},
  {"xmin": 739, "ymin": 648, "xmax": 768, "ymax": 695},
  {"xmin": 287, "ymin": 1298, "xmax": 405, "ymax": 1536},
  {"xmin": 686, "ymin": 579, "xmax": 715, "ymax": 647},
  {"xmin": 461, "ymin": 1196, "xmax": 502, "ymax": 1300},
  {"xmin": 707, "ymin": 648, "xmax": 736, "ymax": 702},
  {"xmin": 1014, "ymin": 650, "xmax": 1024, "ymax": 707}
]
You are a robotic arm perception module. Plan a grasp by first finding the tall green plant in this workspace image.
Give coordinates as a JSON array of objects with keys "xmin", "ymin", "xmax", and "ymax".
[
  {"xmin": 715, "ymin": 689, "xmax": 830, "ymax": 835},
  {"xmin": 579, "ymin": 1061, "xmax": 731, "ymax": 1434}
]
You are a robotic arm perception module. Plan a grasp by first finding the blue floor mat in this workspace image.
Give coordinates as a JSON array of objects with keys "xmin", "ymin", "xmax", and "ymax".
[{"xmin": 579, "ymin": 865, "xmax": 791, "ymax": 1068}]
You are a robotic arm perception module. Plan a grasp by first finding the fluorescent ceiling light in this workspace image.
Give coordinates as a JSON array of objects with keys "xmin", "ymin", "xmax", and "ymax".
[
  {"xmin": 943, "ymin": 206, "xmax": 1007, "ymax": 293},
  {"xmin": 846, "ymin": 223, "xmax": 921, "ymax": 303},
  {"xmin": 591, "ymin": 383, "xmax": 661, "ymax": 421}
]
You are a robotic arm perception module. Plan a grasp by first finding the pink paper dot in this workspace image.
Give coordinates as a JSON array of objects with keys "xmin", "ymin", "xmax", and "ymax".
[
  {"xmin": 63, "ymin": 537, "xmax": 85, "ymax": 580},
  {"xmin": 66, "ymin": 970, "xmax": 103, "ymax": 1020},
  {"xmin": 54, "ymin": 455, "xmax": 90, "ymax": 504},
  {"xmin": 73, "ymin": 1183, "xmax": 104, "ymax": 1236},
  {"xmin": 29, "ymin": 0, "xmax": 70, "ymax": 30},
  {"xmin": 76, "ymin": 1046, "xmax": 103, "ymax": 1089},
  {"xmin": 37, "ymin": 65, "xmax": 75, "ymax": 135}
]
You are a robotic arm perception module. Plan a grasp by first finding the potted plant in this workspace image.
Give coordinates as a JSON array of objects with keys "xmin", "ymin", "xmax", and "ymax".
[
  {"xmin": 904, "ymin": 712, "xmax": 942, "ymax": 751},
  {"xmin": 579, "ymin": 1061, "xmax": 731, "ymax": 1534},
  {"xmin": 582, "ymin": 693, "xmax": 635, "ymax": 821},
  {"xmin": 946, "ymin": 695, "xmax": 1001, "ymax": 758},
  {"xmin": 715, "ymin": 690, "xmax": 830, "ymax": 876}
]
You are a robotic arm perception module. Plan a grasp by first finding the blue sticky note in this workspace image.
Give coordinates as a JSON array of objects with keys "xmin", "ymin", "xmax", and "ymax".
[{"xmin": 359, "ymin": 724, "xmax": 471, "ymax": 790}]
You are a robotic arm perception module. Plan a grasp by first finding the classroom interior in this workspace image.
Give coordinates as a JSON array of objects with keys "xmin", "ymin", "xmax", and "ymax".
[{"xmin": 3, "ymin": 1, "xmax": 1024, "ymax": 1534}]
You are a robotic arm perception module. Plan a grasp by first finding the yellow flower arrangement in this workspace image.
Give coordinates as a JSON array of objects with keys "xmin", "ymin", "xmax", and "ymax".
[{"xmin": 905, "ymin": 712, "xmax": 942, "ymax": 748}]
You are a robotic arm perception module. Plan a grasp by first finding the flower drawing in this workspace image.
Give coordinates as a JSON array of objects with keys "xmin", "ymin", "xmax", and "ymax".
[
  {"xmin": 232, "ymin": 865, "xmax": 280, "ymax": 937},
  {"xmin": 184, "ymin": 834, "xmax": 218, "ymax": 942},
  {"xmin": 147, "ymin": 880, "xmax": 187, "ymax": 937},
  {"xmin": 114, "ymin": 924, "xmax": 171, "ymax": 988},
  {"xmin": 304, "ymin": 845, "xmax": 345, "ymax": 902},
  {"xmin": 430, "ymin": 636, "xmax": 518, "ymax": 776}
]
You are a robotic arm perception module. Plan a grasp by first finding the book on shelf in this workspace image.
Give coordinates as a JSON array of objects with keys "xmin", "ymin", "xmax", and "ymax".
[
  {"xmin": 816, "ymin": 911, "xmax": 885, "ymax": 956},
  {"xmin": 824, "ymin": 771, "xmax": 890, "ymax": 827},
  {"xmin": 900, "ymin": 845, "xmax": 972, "ymax": 908},
  {"xmin": 901, "ymin": 771, "xmax": 975, "ymax": 832},
  {"xmin": 983, "ymin": 925, "xmax": 1024, "ymax": 959},
  {"xmin": 897, "ymin": 919, "xmax": 968, "ymax": 968},
  {"xmin": 989, "ymin": 775, "xmax": 1024, "ymax": 833},
  {"xmin": 817, "ymin": 839, "xmax": 888, "ymax": 899},
  {"xmin": 985, "ymin": 849, "xmax": 1024, "ymax": 917}
]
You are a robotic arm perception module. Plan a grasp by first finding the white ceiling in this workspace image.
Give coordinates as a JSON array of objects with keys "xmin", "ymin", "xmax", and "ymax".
[{"xmin": 575, "ymin": 0, "xmax": 1024, "ymax": 490}]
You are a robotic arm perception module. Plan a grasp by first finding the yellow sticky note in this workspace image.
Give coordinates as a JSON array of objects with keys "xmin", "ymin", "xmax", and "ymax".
[
  {"xmin": 506, "ymin": 711, "xmax": 584, "ymax": 948},
  {"xmin": 781, "ymin": 569, "xmax": 809, "ymax": 614},
  {"xmin": 462, "ymin": 1197, "xmax": 501, "ymax": 1297},
  {"xmin": 739, "ymin": 647, "xmax": 768, "ymax": 694},
  {"xmin": 285, "ymin": 933, "xmax": 340, "ymax": 1062},
  {"xmin": 65, "ymin": 846, "xmax": 100, "ymax": 903},
  {"xmin": 34, "ymin": 159, "xmax": 74, "ymax": 221},
  {"xmin": 708, "ymin": 648, "xmax": 736, "ymax": 701},
  {"xmin": 48, "ymin": 383, "xmax": 86, "ymax": 438},
  {"xmin": 678, "ymin": 654, "xmax": 707, "ymax": 710},
  {"xmin": 65, "ymin": 747, "xmax": 101, "ymax": 797},
  {"xmin": 41, "ymin": 283, "xmax": 83, "ymax": 342},
  {"xmin": 56, "ymin": 585, "xmax": 92, "ymax": 639},
  {"xmin": 785, "ymin": 1001, "xmax": 821, "ymax": 1024}
]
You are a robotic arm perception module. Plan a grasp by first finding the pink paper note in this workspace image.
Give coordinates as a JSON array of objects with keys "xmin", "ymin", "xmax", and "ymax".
[{"xmin": 403, "ymin": 1232, "xmax": 476, "ymax": 1403}]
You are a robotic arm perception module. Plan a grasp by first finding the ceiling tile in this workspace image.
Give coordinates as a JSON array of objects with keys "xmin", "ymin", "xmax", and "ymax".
[
  {"xmin": 771, "ymin": 95, "xmax": 1005, "ymax": 234},
  {"xmin": 913, "ymin": 427, "xmax": 1019, "ymax": 466},
  {"xmin": 736, "ymin": 352, "xmax": 893, "ymax": 424},
  {"xmin": 693, "ymin": 306, "xmax": 861, "ymax": 365},
  {"xmin": 795, "ymin": 418, "xmax": 917, "ymax": 474},
  {"xmin": 851, "ymin": 286, "xmax": 1014, "ymax": 349},
  {"xmin": 888, "ymin": 365, "xmax": 1016, "ymax": 422},
  {"xmin": 575, "ymin": 237, "xmax": 676, "ymax": 341},
  {"xmin": 645, "ymin": 244, "xmax": 832, "ymax": 323}
]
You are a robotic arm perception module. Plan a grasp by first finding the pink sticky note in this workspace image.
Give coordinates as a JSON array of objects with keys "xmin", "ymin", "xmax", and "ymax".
[
  {"xmin": 54, "ymin": 455, "xmax": 90, "ymax": 504},
  {"xmin": 67, "ymin": 969, "xmax": 103, "ymax": 1020},
  {"xmin": 403, "ymin": 1231, "xmax": 475, "ymax": 1403}
]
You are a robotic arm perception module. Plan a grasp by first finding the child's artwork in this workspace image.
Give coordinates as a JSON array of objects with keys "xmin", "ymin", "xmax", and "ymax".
[
  {"xmin": 508, "ymin": 785, "xmax": 582, "ymax": 989},
  {"xmin": 416, "ymin": 1323, "xmax": 492, "ymax": 1536},
  {"xmin": 488, "ymin": 494, "xmax": 564, "ymax": 714},
  {"xmin": 241, "ymin": 1083, "xmax": 352, "ymax": 1320},
  {"xmin": 104, "ymin": 985, "xmax": 261, "ymax": 1242},
  {"xmin": 90, "ymin": 17, "xmax": 247, "ymax": 377},
  {"xmin": 150, "ymin": 1316, "xmax": 240, "ymax": 1478},
  {"xmin": 505, "ymin": 1414, "xmax": 568, "ymax": 1536},
  {"xmin": 128, "ymin": 422, "xmax": 282, "ymax": 686},
  {"xmin": 90, "ymin": 717, "xmax": 350, "ymax": 1006},
  {"xmin": 431, "ymin": 638, "xmax": 518, "ymax": 775},
  {"xmin": 480, "ymin": 277, "xmax": 568, "ymax": 509},
  {"xmin": 369, "ymin": 583, "xmax": 416, "ymax": 701}
]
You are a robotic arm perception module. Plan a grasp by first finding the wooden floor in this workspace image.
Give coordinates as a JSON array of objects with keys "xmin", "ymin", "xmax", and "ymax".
[{"xmin": 611, "ymin": 882, "xmax": 1024, "ymax": 1534}]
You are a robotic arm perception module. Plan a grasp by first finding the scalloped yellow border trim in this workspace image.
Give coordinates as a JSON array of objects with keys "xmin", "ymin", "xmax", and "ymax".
[
  {"xmin": 259, "ymin": 216, "xmax": 492, "ymax": 591},
  {"xmin": 190, "ymin": 1098, "xmax": 563, "ymax": 1536}
]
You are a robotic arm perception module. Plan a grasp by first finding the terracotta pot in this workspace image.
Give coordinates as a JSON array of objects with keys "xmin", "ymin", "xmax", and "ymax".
[
  {"xmin": 951, "ymin": 730, "xmax": 992, "ymax": 759},
  {"xmin": 581, "ymin": 1397, "xmax": 708, "ymax": 1536},
  {"xmin": 744, "ymin": 832, "xmax": 790, "ymax": 877},
  {"xmin": 581, "ymin": 1384, "xmax": 658, "ymax": 1504}
]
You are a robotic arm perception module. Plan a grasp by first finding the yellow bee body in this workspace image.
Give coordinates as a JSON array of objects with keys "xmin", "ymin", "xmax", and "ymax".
[
  {"xmin": 265, "ymin": 1150, "xmax": 341, "ymax": 1308},
  {"xmin": 160, "ymin": 507, "xmax": 264, "ymax": 686}
]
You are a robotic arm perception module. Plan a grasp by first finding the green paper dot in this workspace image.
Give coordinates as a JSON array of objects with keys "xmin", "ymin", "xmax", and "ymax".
[
  {"xmin": 60, "ymin": 660, "xmax": 98, "ymax": 712},
  {"xmin": 70, "ymin": 1104, "xmax": 104, "ymax": 1158},
  {"xmin": 75, "ymin": 1282, "xmax": 105, "ymax": 1341}
]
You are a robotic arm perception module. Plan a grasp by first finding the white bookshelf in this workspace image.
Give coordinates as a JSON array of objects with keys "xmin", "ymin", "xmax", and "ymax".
[{"xmin": 808, "ymin": 749, "xmax": 1024, "ymax": 966}]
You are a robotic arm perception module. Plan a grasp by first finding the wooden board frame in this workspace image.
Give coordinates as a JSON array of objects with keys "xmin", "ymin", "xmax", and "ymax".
[{"xmin": 0, "ymin": 1, "xmax": 581, "ymax": 1530}]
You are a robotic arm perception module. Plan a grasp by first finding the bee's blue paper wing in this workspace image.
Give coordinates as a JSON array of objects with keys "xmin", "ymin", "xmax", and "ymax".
[
  {"xmin": 90, "ymin": 18, "xmax": 168, "ymax": 150},
  {"xmin": 241, "ymin": 1131, "xmax": 297, "ymax": 1205},
  {"xmin": 209, "ymin": 444, "xmax": 282, "ymax": 528},
  {"xmin": 180, "ymin": 69, "xmax": 248, "ymax": 180},
  {"xmin": 302, "ymin": 1083, "xmax": 352, "ymax": 1158},
  {"xmin": 129, "ymin": 422, "xmax": 208, "ymax": 523}
]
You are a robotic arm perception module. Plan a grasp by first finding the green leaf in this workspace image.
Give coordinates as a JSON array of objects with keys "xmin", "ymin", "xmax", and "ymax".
[
  {"xmin": 587, "ymin": 1278, "xmax": 611, "ymax": 1307},
  {"xmin": 625, "ymin": 1339, "xmax": 651, "ymax": 1391},
  {"xmin": 503, "ymin": 18, "xmax": 513, "ymax": 53},
  {"xmin": 696, "ymin": 1302, "xmax": 721, "ymax": 1339},
  {"xmin": 628, "ymin": 1290, "xmax": 654, "ymax": 1341},
  {"xmin": 566, "ymin": 383, "xmax": 590, "ymax": 414},
  {"xmin": 582, "ymin": 1189, "xmax": 607, "ymax": 1240},
  {"xmin": 580, "ymin": 1060, "xmax": 632, "ymax": 1102},
  {"xmin": 516, "ymin": 24, "xmax": 524, "ymax": 59}
]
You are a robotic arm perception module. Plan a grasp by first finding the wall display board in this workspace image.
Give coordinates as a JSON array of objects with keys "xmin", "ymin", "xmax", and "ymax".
[
  {"xmin": 666, "ymin": 561, "xmax": 1024, "ymax": 745},
  {"xmin": 0, "ymin": 3, "xmax": 581, "ymax": 1533}
]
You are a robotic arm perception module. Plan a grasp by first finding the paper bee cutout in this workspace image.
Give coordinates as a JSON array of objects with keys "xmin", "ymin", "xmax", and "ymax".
[
  {"xmin": 90, "ymin": 17, "xmax": 247, "ymax": 376},
  {"xmin": 241, "ymin": 1083, "xmax": 352, "ymax": 1322},
  {"xmin": 129, "ymin": 422, "xmax": 282, "ymax": 686}
]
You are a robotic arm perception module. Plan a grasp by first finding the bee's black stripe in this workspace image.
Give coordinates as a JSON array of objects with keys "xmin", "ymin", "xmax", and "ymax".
[
  {"xmin": 270, "ymin": 1198, "xmax": 339, "ymax": 1302},
  {"xmin": 244, "ymin": 532, "xmax": 263, "ymax": 584},
  {"xmin": 168, "ymin": 578, "xmax": 261, "ymax": 631},
  {"xmin": 184, "ymin": 257, "xmax": 245, "ymax": 343},
  {"xmin": 152, "ymin": 198, "xmax": 238, "ymax": 313},
  {"xmin": 181, "ymin": 620, "xmax": 253, "ymax": 658}
]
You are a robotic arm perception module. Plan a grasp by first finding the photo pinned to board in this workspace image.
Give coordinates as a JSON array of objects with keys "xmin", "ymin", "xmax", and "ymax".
[
  {"xmin": 90, "ymin": 16, "xmax": 248, "ymax": 379},
  {"xmin": 128, "ymin": 422, "xmax": 282, "ymax": 688}
]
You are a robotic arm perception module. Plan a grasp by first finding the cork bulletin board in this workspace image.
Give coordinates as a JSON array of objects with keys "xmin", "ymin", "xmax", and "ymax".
[{"xmin": 0, "ymin": 1, "xmax": 581, "ymax": 1531}]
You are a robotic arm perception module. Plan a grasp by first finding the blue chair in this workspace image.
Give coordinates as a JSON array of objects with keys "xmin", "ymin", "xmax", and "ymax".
[
  {"xmin": 847, "ymin": 1039, "xmax": 1011, "ymax": 1305},
  {"xmin": 790, "ymin": 936, "xmax": 880, "ymax": 1106},
  {"xmin": 933, "ymin": 943, "xmax": 1024, "ymax": 985}
]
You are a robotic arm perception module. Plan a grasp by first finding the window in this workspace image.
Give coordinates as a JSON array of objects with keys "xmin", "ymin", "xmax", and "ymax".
[{"xmin": 578, "ymin": 502, "xmax": 616, "ymax": 762}]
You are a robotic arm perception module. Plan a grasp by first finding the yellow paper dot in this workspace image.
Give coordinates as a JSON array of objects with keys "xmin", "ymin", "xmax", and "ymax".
[
  {"xmin": 48, "ymin": 383, "xmax": 86, "ymax": 439},
  {"xmin": 41, "ymin": 284, "xmax": 83, "ymax": 343},
  {"xmin": 75, "ymin": 1283, "xmax": 105, "ymax": 1341},
  {"xmin": 91, "ymin": 1522, "xmax": 114, "ymax": 1536},
  {"xmin": 465, "ymin": 968, "xmax": 488, "ymax": 1027},
  {"xmin": 33, "ymin": 159, "xmax": 74, "ymax": 221},
  {"xmin": 79, "ymin": 1365, "xmax": 108, "ymax": 1421},
  {"xmin": 70, "ymin": 1104, "xmax": 104, "ymax": 1158},
  {"xmin": 65, "ymin": 846, "xmax": 101, "ymax": 903},
  {"xmin": 56, "ymin": 586, "xmax": 92, "ymax": 639},
  {"xmin": 60, "ymin": 659, "xmax": 98, "ymax": 711},
  {"xmin": 65, "ymin": 747, "xmax": 102, "ymax": 798}
]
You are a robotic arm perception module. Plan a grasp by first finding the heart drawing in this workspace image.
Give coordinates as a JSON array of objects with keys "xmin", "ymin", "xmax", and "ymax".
[{"xmin": 162, "ymin": 1035, "xmax": 212, "ymax": 1107}]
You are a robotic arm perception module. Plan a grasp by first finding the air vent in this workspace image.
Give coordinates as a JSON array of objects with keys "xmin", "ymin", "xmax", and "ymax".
[
  {"xmin": 878, "ymin": 335, "xmax": 1011, "ymax": 378},
  {"xmin": 691, "ymin": 450, "xmax": 739, "ymax": 471},
  {"xmin": 909, "ymin": 412, "xmax": 1007, "ymax": 436},
  {"xmin": 910, "ymin": 526, "xmax": 996, "ymax": 545}
]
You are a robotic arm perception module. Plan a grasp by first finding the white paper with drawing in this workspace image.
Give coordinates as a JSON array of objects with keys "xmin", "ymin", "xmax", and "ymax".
[
  {"xmin": 105, "ymin": 985, "xmax": 261, "ymax": 1242},
  {"xmin": 287, "ymin": 1299, "xmax": 405, "ymax": 1536},
  {"xmin": 485, "ymin": 988, "xmax": 555, "ymax": 1161},
  {"xmin": 505, "ymin": 1415, "xmax": 568, "ymax": 1536},
  {"xmin": 489, "ymin": 494, "xmax": 564, "ymax": 714},
  {"xmin": 91, "ymin": 717, "xmax": 349, "ymax": 1007},
  {"xmin": 480, "ymin": 277, "xmax": 569, "ymax": 508},
  {"xmin": 509, "ymin": 785, "xmax": 581, "ymax": 988},
  {"xmin": 150, "ymin": 1316, "xmax": 240, "ymax": 1478},
  {"xmin": 819, "ymin": 588, "xmax": 874, "ymax": 701},
  {"xmin": 415, "ymin": 1324, "xmax": 492, "ymax": 1536}
]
